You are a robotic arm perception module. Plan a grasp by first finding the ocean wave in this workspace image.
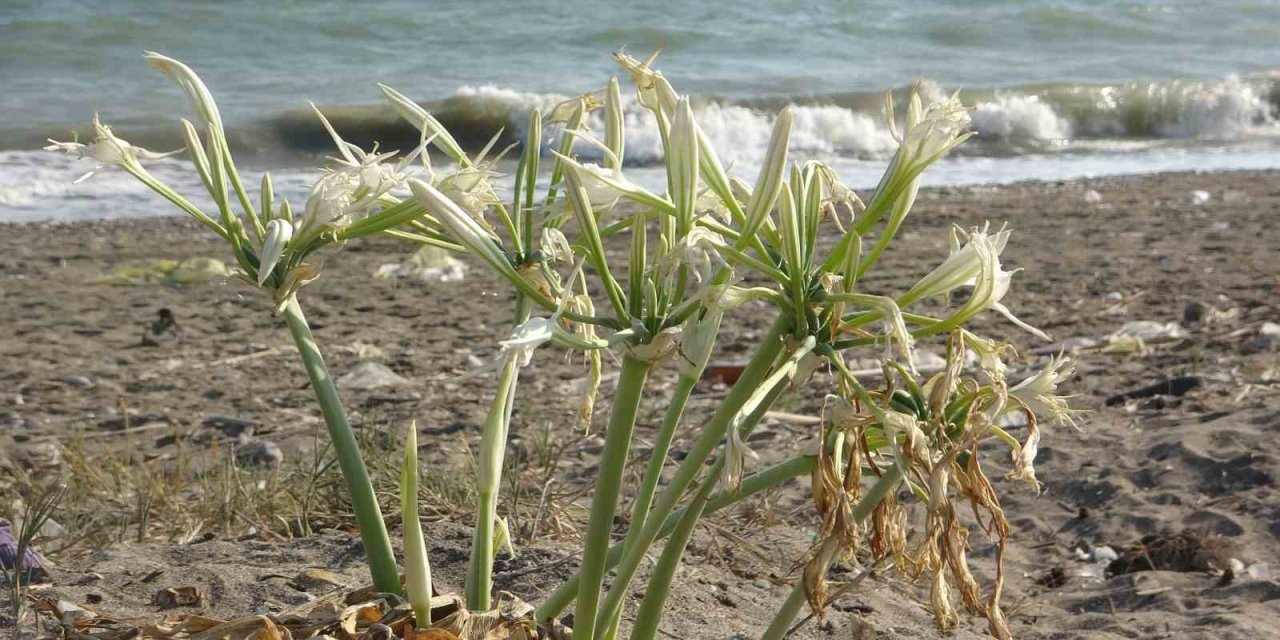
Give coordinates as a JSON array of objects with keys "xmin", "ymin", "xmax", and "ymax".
[{"xmin": 5, "ymin": 74, "xmax": 1276, "ymax": 167}]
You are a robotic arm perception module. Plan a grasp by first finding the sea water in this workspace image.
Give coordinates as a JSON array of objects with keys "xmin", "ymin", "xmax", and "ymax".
[{"xmin": 2, "ymin": 0, "xmax": 1278, "ymax": 221}]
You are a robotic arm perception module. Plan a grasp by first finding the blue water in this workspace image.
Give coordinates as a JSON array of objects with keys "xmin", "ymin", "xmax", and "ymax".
[{"xmin": 2, "ymin": 0, "xmax": 1279, "ymax": 220}]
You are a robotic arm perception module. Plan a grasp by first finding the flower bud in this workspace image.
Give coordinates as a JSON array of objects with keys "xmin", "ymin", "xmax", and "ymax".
[{"xmin": 257, "ymin": 219, "xmax": 293, "ymax": 285}]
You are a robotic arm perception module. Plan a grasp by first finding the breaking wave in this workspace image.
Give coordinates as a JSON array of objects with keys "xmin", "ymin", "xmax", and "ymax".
[{"xmin": 5, "ymin": 74, "xmax": 1277, "ymax": 168}]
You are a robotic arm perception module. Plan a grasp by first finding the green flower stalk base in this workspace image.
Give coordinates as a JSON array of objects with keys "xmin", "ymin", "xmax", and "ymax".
[
  {"xmin": 282, "ymin": 297, "xmax": 401, "ymax": 595},
  {"xmin": 573, "ymin": 355, "xmax": 652, "ymax": 640}
]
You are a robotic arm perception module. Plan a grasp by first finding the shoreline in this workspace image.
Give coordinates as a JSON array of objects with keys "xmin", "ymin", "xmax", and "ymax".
[{"xmin": 6, "ymin": 167, "xmax": 1280, "ymax": 228}]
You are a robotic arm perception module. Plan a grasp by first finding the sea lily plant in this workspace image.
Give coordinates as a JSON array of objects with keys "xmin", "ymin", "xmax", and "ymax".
[{"xmin": 49, "ymin": 51, "xmax": 1075, "ymax": 640}]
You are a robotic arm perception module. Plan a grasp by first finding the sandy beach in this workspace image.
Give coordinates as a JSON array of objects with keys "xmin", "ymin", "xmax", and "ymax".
[{"xmin": 3, "ymin": 169, "xmax": 1279, "ymax": 639}]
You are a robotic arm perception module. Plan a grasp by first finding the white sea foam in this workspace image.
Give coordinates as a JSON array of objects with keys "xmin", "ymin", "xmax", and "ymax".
[{"xmin": 972, "ymin": 95, "xmax": 1073, "ymax": 143}]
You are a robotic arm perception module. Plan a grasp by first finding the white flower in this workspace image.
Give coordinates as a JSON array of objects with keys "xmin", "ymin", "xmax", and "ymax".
[
  {"xmin": 297, "ymin": 105, "xmax": 425, "ymax": 236},
  {"xmin": 961, "ymin": 330, "xmax": 1011, "ymax": 385},
  {"xmin": 257, "ymin": 219, "xmax": 294, "ymax": 285},
  {"xmin": 1009, "ymin": 354, "xmax": 1079, "ymax": 428},
  {"xmin": 298, "ymin": 171, "xmax": 374, "ymax": 234},
  {"xmin": 434, "ymin": 167, "xmax": 501, "ymax": 223},
  {"xmin": 409, "ymin": 178, "xmax": 519, "ymax": 285},
  {"xmin": 813, "ymin": 163, "xmax": 864, "ymax": 225},
  {"xmin": 493, "ymin": 312, "xmax": 611, "ymax": 370},
  {"xmin": 499, "ymin": 317, "xmax": 554, "ymax": 367},
  {"xmin": 613, "ymin": 49, "xmax": 679, "ymax": 113},
  {"xmin": 554, "ymin": 153, "xmax": 670, "ymax": 214},
  {"xmin": 700, "ymin": 285, "xmax": 777, "ymax": 312},
  {"xmin": 881, "ymin": 409, "xmax": 930, "ymax": 465},
  {"xmin": 659, "ymin": 223, "xmax": 728, "ymax": 283},
  {"xmin": 44, "ymin": 114, "xmax": 176, "ymax": 183},
  {"xmin": 901, "ymin": 224, "xmax": 1048, "ymax": 340},
  {"xmin": 540, "ymin": 227, "xmax": 574, "ymax": 264},
  {"xmin": 889, "ymin": 88, "xmax": 972, "ymax": 175}
]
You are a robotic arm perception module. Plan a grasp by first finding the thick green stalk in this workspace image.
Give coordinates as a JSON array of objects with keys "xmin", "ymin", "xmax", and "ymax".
[
  {"xmin": 760, "ymin": 463, "xmax": 905, "ymax": 640},
  {"xmin": 760, "ymin": 580, "xmax": 807, "ymax": 640},
  {"xmin": 595, "ymin": 374, "xmax": 698, "ymax": 640},
  {"xmin": 595, "ymin": 328, "xmax": 809, "ymax": 634},
  {"xmin": 596, "ymin": 373, "xmax": 701, "ymax": 640},
  {"xmin": 573, "ymin": 356, "xmax": 653, "ymax": 640},
  {"xmin": 628, "ymin": 469, "xmax": 717, "ymax": 640},
  {"xmin": 539, "ymin": 316, "xmax": 789, "ymax": 623},
  {"xmin": 466, "ymin": 355, "xmax": 522, "ymax": 610},
  {"xmin": 537, "ymin": 453, "xmax": 815, "ymax": 622},
  {"xmin": 597, "ymin": 373, "xmax": 790, "ymax": 639},
  {"xmin": 281, "ymin": 298, "xmax": 399, "ymax": 594},
  {"xmin": 626, "ymin": 376, "xmax": 697, "ymax": 543}
]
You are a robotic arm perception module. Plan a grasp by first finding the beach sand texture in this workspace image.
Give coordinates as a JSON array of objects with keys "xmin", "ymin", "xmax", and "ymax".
[{"xmin": 2, "ymin": 170, "xmax": 1278, "ymax": 638}]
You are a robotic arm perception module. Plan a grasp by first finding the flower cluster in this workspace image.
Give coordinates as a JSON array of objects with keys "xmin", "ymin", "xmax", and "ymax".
[{"xmin": 49, "ymin": 50, "xmax": 1073, "ymax": 640}]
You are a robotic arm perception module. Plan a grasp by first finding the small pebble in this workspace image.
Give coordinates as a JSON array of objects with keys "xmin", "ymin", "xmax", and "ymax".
[
  {"xmin": 60, "ymin": 375, "xmax": 94, "ymax": 389},
  {"xmin": 234, "ymin": 437, "xmax": 284, "ymax": 468},
  {"xmin": 1183, "ymin": 301, "xmax": 1207, "ymax": 325}
]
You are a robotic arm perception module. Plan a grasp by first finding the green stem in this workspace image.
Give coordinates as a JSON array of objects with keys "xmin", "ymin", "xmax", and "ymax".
[
  {"xmin": 760, "ymin": 463, "xmax": 905, "ymax": 640},
  {"xmin": 597, "ymin": 371, "xmax": 791, "ymax": 639},
  {"xmin": 601, "ymin": 329, "xmax": 810, "ymax": 633},
  {"xmin": 626, "ymin": 375, "xmax": 697, "ymax": 540},
  {"xmin": 573, "ymin": 356, "xmax": 653, "ymax": 640},
  {"xmin": 853, "ymin": 180, "xmax": 918, "ymax": 280},
  {"xmin": 596, "ymin": 375, "xmax": 697, "ymax": 640},
  {"xmin": 281, "ymin": 298, "xmax": 400, "ymax": 595},
  {"xmin": 466, "ymin": 355, "xmax": 522, "ymax": 610},
  {"xmin": 539, "ymin": 316, "xmax": 789, "ymax": 623},
  {"xmin": 628, "ymin": 469, "xmax": 717, "ymax": 640},
  {"xmin": 538, "ymin": 453, "xmax": 815, "ymax": 624},
  {"xmin": 760, "ymin": 580, "xmax": 807, "ymax": 640}
]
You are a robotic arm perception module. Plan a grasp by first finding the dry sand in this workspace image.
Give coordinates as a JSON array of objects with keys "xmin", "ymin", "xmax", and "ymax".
[{"xmin": 2, "ymin": 170, "xmax": 1279, "ymax": 639}]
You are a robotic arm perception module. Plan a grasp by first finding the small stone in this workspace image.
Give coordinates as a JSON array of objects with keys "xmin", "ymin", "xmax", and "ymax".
[
  {"xmin": 1260, "ymin": 322, "xmax": 1280, "ymax": 339},
  {"xmin": 153, "ymin": 586, "xmax": 204, "ymax": 608},
  {"xmin": 1247, "ymin": 563, "xmax": 1271, "ymax": 580},
  {"xmin": 1091, "ymin": 546, "xmax": 1119, "ymax": 563},
  {"xmin": 753, "ymin": 579, "xmax": 771, "ymax": 590},
  {"xmin": 60, "ymin": 375, "xmax": 94, "ymax": 389},
  {"xmin": 1, "ymin": 413, "xmax": 39, "ymax": 430},
  {"xmin": 12, "ymin": 441, "xmax": 63, "ymax": 470},
  {"xmin": 292, "ymin": 568, "xmax": 347, "ymax": 591},
  {"xmin": 1083, "ymin": 189, "xmax": 1102, "ymax": 204},
  {"xmin": 1191, "ymin": 190, "xmax": 1211, "ymax": 205},
  {"xmin": 234, "ymin": 437, "xmax": 284, "ymax": 468},
  {"xmin": 1110, "ymin": 321, "xmax": 1187, "ymax": 342},
  {"xmin": 336, "ymin": 362, "xmax": 411, "ymax": 391},
  {"xmin": 201, "ymin": 415, "xmax": 258, "ymax": 438},
  {"xmin": 1183, "ymin": 301, "xmax": 1208, "ymax": 325}
]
